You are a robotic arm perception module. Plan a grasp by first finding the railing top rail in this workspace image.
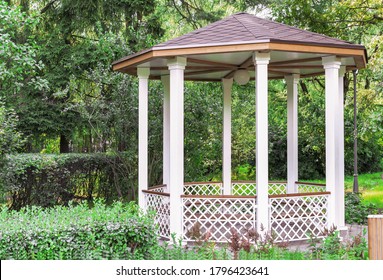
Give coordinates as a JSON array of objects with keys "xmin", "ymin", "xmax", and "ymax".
[
  {"xmin": 181, "ymin": 194, "xmax": 256, "ymax": 199},
  {"xmin": 269, "ymin": 191, "xmax": 330, "ymax": 198},
  {"xmin": 295, "ymin": 181, "xmax": 326, "ymax": 187},
  {"xmin": 142, "ymin": 190, "xmax": 170, "ymax": 197},
  {"xmin": 148, "ymin": 184, "xmax": 167, "ymax": 189},
  {"xmin": 184, "ymin": 181, "xmax": 222, "ymax": 186},
  {"xmin": 231, "ymin": 180, "xmax": 287, "ymax": 184}
]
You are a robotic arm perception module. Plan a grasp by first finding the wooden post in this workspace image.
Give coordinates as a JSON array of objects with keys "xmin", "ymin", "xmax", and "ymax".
[
  {"xmin": 222, "ymin": 78, "xmax": 233, "ymax": 195},
  {"xmin": 322, "ymin": 56, "xmax": 341, "ymax": 228},
  {"xmin": 368, "ymin": 215, "xmax": 383, "ymax": 260},
  {"xmin": 161, "ymin": 75, "xmax": 170, "ymax": 187},
  {"xmin": 137, "ymin": 67, "xmax": 150, "ymax": 210},
  {"xmin": 167, "ymin": 57, "xmax": 187, "ymax": 238},
  {"xmin": 254, "ymin": 52, "xmax": 270, "ymax": 233},
  {"xmin": 286, "ymin": 74, "xmax": 299, "ymax": 194}
]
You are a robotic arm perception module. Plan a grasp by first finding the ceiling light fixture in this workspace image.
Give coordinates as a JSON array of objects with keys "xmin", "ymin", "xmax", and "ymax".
[{"xmin": 233, "ymin": 69, "xmax": 250, "ymax": 85}]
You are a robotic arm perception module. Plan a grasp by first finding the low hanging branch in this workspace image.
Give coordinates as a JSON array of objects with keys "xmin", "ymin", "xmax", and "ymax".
[{"xmin": 40, "ymin": 0, "xmax": 58, "ymax": 14}]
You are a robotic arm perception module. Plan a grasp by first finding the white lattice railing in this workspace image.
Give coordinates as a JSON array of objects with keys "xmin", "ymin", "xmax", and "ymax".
[
  {"xmin": 296, "ymin": 182, "xmax": 326, "ymax": 193},
  {"xmin": 148, "ymin": 184, "xmax": 168, "ymax": 193},
  {"xmin": 143, "ymin": 190, "xmax": 170, "ymax": 239},
  {"xmin": 183, "ymin": 182, "xmax": 223, "ymax": 195},
  {"xmin": 182, "ymin": 195, "xmax": 256, "ymax": 242},
  {"xmin": 269, "ymin": 192, "xmax": 330, "ymax": 242},
  {"xmin": 231, "ymin": 181, "xmax": 287, "ymax": 196}
]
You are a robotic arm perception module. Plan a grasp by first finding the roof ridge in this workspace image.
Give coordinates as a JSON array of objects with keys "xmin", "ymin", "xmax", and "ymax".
[
  {"xmin": 248, "ymin": 14, "xmax": 350, "ymax": 44},
  {"xmin": 232, "ymin": 13, "xmax": 273, "ymax": 40}
]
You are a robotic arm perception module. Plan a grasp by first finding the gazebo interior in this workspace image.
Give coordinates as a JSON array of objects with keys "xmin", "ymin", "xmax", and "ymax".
[{"xmin": 113, "ymin": 13, "xmax": 367, "ymax": 242}]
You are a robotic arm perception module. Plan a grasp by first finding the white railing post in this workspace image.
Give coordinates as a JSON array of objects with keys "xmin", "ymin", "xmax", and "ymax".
[
  {"xmin": 167, "ymin": 57, "xmax": 187, "ymax": 238},
  {"xmin": 222, "ymin": 78, "xmax": 233, "ymax": 195},
  {"xmin": 322, "ymin": 56, "xmax": 341, "ymax": 228},
  {"xmin": 286, "ymin": 74, "xmax": 300, "ymax": 194},
  {"xmin": 254, "ymin": 52, "xmax": 271, "ymax": 233},
  {"xmin": 161, "ymin": 75, "xmax": 170, "ymax": 188},
  {"xmin": 137, "ymin": 67, "xmax": 150, "ymax": 210}
]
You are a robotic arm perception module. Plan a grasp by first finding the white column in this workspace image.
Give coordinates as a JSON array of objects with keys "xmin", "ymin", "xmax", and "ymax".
[
  {"xmin": 137, "ymin": 67, "xmax": 150, "ymax": 209},
  {"xmin": 161, "ymin": 75, "xmax": 170, "ymax": 187},
  {"xmin": 254, "ymin": 52, "xmax": 271, "ymax": 233},
  {"xmin": 286, "ymin": 74, "xmax": 300, "ymax": 194},
  {"xmin": 167, "ymin": 56, "xmax": 187, "ymax": 237},
  {"xmin": 322, "ymin": 56, "xmax": 341, "ymax": 227},
  {"xmin": 222, "ymin": 78, "xmax": 233, "ymax": 195},
  {"xmin": 336, "ymin": 65, "xmax": 346, "ymax": 228}
]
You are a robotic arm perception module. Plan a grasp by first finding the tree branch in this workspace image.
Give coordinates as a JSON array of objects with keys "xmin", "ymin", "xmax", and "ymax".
[{"xmin": 40, "ymin": 0, "xmax": 58, "ymax": 14}]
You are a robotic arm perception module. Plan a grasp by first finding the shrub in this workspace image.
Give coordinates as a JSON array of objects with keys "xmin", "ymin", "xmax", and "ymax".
[
  {"xmin": 146, "ymin": 229, "xmax": 368, "ymax": 260},
  {"xmin": 345, "ymin": 192, "xmax": 378, "ymax": 225},
  {"xmin": 0, "ymin": 153, "xmax": 137, "ymax": 209},
  {"xmin": 0, "ymin": 200, "xmax": 157, "ymax": 260}
]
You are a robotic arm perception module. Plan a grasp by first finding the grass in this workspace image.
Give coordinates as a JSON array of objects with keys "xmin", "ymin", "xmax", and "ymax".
[{"xmin": 305, "ymin": 171, "xmax": 383, "ymax": 208}]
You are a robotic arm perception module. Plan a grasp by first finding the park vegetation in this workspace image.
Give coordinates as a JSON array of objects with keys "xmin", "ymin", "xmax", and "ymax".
[{"xmin": 0, "ymin": 0, "xmax": 382, "ymax": 260}]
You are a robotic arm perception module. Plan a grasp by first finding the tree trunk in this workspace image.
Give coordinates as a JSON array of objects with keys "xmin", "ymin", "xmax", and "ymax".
[{"xmin": 60, "ymin": 134, "xmax": 70, "ymax": 153}]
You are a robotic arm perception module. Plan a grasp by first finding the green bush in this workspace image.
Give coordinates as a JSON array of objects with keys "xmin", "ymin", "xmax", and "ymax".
[
  {"xmin": 0, "ymin": 200, "xmax": 157, "ymax": 259},
  {"xmin": 345, "ymin": 192, "xmax": 378, "ymax": 225},
  {"xmin": 145, "ymin": 230, "xmax": 368, "ymax": 260},
  {"xmin": 0, "ymin": 153, "xmax": 137, "ymax": 209}
]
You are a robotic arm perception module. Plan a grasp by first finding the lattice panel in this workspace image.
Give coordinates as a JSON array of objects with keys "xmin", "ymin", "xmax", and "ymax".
[
  {"xmin": 231, "ymin": 182, "xmax": 286, "ymax": 195},
  {"xmin": 270, "ymin": 194, "xmax": 329, "ymax": 242},
  {"xmin": 297, "ymin": 183, "xmax": 326, "ymax": 193},
  {"xmin": 183, "ymin": 183, "xmax": 223, "ymax": 195},
  {"xmin": 268, "ymin": 183, "xmax": 287, "ymax": 195},
  {"xmin": 231, "ymin": 182, "xmax": 257, "ymax": 195},
  {"xmin": 149, "ymin": 186, "xmax": 167, "ymax": 193},
  {"xmin": 144, "ymin": 192, "xmax": 170, "ymax": 239},
  {"xmin": 182, "ymin": 197, "xmax": 256, "ymax": 242}
]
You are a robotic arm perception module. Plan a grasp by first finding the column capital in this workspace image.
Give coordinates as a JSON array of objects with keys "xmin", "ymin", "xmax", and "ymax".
[
  {"xmin": 137, "ymin": 67, "xmax": 150, "ymax": 79},
  {"xmin": 322, "ymin": 56, "xmax": 341, "ymax": 69},
  {"xmin": 285, "ymin": 74, "xmax": 300, "ymax": 84},
  {"xmin": 167, "ymin": 56, "xmax": 187, "ymax": 70},
  {"xmin": 339, "ymin": 65, "xmax": 346, "ymax": 77},
  {"xmin": 222, "ymin": 77, "xmax": 233, "ymax": 87},
  {"xmin": 253, "ymin": 52, "xmax": 270, "ymax": 65}
]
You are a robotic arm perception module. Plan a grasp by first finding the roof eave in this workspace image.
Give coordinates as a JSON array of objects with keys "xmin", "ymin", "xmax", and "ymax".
[{"xmin": 112, "ymin": 40, "xmax": 367, "ymax": 72}]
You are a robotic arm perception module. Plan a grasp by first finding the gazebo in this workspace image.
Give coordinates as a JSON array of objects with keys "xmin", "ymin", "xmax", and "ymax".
[{"xmin": 112, "ymin": 13, "xmax": 367, "ymax": 242}]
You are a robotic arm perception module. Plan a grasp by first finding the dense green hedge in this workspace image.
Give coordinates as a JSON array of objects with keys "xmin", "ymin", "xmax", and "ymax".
[
  {"xmin": 0, "ymin": 153, "xmax": 137, "ymax": 209},
  {"xmin": 0, "ymin": 200, "xmax": 157, "ymax": 260}
]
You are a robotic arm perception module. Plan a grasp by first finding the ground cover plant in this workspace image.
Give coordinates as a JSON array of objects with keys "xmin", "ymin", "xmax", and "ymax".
[
  {"xmin": 0, "ymin": 200, "xmax": 157, "ymax": 260},
  {"xmin": 130, "ymin": 227, "xmax": 368, "ymax": 260},
  {"xmin": 0, "ymin": 200, "xmax": 368, "ymax": 260}
]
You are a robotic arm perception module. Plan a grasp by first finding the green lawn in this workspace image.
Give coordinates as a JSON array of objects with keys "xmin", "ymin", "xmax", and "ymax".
[{"xmin": 307, "ymin": 172, "xmax": 383, "ymax": 208}]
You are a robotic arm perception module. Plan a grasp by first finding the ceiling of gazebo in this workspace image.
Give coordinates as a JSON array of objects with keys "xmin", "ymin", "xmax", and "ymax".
[{"xmin": 112, "ymin": 12, "xmax": 367, "ymax": 81}]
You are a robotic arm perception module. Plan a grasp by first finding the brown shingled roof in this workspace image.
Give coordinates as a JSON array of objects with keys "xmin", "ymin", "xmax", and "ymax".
[
  {"xmin": 155, "ymin": 12, "xmax": 352, "ymax": 49},
  {"xmin": 112, "ymin": 12, "xmax": 367, "ymax": 79}
]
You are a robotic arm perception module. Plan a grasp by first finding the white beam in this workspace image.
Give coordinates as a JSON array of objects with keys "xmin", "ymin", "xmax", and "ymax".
[
  {"xmin": 322, "ymin": 56, "xmax": 341, "ymax": 228},
  {"xmin": 254, "ymin": 52, "xmax": 270, "ymax": 233},
  {"xmin": 336, "ymin": 65, "xmax": 346, "ymax": 228},
  {"xmin": 286, "ymin": 74, "xmax": 300, "ymax": 194},
  {"xmin": 167, "ymin": 56, "xmax": 187, "ymax": 237},
  {"xmin": 137, "ymin": 67, "xmax": 150, "ymax": 210},
  {"xmin": 161, "ymin": 75, "xmax": 170, "ymax": 187},
  {"xmin": 222, "ymin": 78, "xmax": 233, "ymax": 195}
]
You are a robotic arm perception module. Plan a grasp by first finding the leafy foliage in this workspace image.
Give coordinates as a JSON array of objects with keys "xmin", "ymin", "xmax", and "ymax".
[
  {"xmin": 0, "ymin": 153, "xmax": 138, "ymax": 209},
  {"xmin": 1, "ymin": 0, "xmax": 382, "ymax": 186},
  {"xmin": 345, "ymin": 192, "xmax": 378, "ymax": 225},
  {"xmin": 0, "ymin": 1, "xmax": 48, "ymax": 94},
  {"xmin": 0, "ymin": 200, "xmax": 157, "ymax": 259},
  {"xmin": 0, "ymin": 99, "xmax": 25, "ymax": 157},
  {"xmin": 147, "ymin": 228, "xmax": 368, "ymax": 260}
]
